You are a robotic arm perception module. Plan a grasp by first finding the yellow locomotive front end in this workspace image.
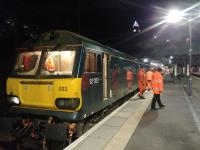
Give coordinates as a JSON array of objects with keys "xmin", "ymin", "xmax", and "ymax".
[
  {"xmin": 7, "ymin": 78, "xmax": 82, "ymax": 111},
  {"xmin": 6, "ymin": 45, "xmax": 84, "ymax": 121},
  {"xmin": 2, "ymin": 31, "xmax": 90, "ymax": 149}
]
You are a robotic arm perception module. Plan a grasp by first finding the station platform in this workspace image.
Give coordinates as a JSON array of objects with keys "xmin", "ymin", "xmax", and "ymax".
[{"xmin": 65, "ymin": 75, "xmax": 200, "ymax": 150}]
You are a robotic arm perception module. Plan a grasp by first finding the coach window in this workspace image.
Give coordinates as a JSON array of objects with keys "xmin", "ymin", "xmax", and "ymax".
[
  {"xmin": 90, "ymin": 52, "xmax": 97, "ymax": 72},
  {"xmin": 84, "ymin": 51, "xmax": 98, "ymax": 73},
  {"xmin": 84, "ymin": 52, "xmax": 90, "ymax": 72},
  {"xmin": 97, "ymin": 54, "xmax": 102, "ymax": 73}
]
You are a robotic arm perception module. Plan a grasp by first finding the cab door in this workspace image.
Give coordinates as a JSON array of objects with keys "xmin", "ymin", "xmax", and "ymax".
[
  {"xmin": 81, "ymin": 50, "xmax": 103, "ymax": 113},
  {"xmin": 103, "ymin": 53, "xmax": 110, "ymax": 99}
]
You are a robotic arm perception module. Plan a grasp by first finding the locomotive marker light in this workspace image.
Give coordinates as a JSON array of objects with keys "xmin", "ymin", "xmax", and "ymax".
[
  {"xmin": 55, "ymin": 98, "xmax": 80, "ymax": 110},
  {"xmin": 7, "ymin": 96, "xmax": 20, "ymax": 105}
]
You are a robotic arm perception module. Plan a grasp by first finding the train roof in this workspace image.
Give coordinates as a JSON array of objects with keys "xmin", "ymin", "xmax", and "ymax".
[{"xmin": 21, "ymin": 30, "xmax": 142, "ymax": 63}]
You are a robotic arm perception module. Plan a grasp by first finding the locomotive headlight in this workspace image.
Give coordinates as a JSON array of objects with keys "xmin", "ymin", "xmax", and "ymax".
[
  {"xmin": 55, "ymin": 98, "xmax": 80, "ymax": 110},
  {"xmin": 7, "ymin": 96, "xmax": 20, "ymax": 105}
]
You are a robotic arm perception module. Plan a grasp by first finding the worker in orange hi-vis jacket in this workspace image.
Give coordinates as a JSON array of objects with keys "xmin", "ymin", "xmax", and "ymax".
[
  {"xmin": 127, "ymin": 68, "xmax": 133, "ymax": 91},
  {"xmin": 146, "ymin": 68, "xmax": 154, "ymax": 90},
  {"xmin": 137, "ymin": 67, "xmax": 147, "ymax": 99},
  {"xmin": 112, "ymin": 65, "xmax": 120, "ymax": 96},
  {"xmin": 45, "ymin": 56, "xmax": 55, "ymax": 72},
  {"xmin": 151, "ymin": 68, "xmax": 166, "ymax": 110}
]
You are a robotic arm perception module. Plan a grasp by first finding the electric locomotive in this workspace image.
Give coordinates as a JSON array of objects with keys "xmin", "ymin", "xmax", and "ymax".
[{"xmin": 2, "ymin": 30, "xmax": 147, "ymax": 149}]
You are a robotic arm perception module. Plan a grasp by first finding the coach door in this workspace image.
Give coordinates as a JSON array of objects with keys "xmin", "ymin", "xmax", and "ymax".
[{"xmin": 103, "ymin": 53, "xmax": 110, "ymax": 99}]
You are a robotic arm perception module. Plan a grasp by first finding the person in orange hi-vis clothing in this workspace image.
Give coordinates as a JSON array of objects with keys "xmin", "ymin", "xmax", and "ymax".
[
  {"xmin": 112, "ymin": 65, "xmax": 119, "ymax": 96},
  {"xmin": 146, "ymin": 68, "xmax": 153, "ymax": 91},
  {"xmin": 151, "ymin": 68, "xmax": 166, "ymax": 110},
  {"xmin": 45, "ymin": 56, "xmax": 55, "ymax": 72},
  {"xmin": 127, "ymin": 68, "xmax": 133, "ymax": 91},
  {"xmin": 137, "ymin": 67, "xmax": 146, "ymax": 99}
]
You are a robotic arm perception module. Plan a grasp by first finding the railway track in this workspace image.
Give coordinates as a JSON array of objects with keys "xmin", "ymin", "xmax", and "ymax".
[
  {"xmin": 60, "ymin": 90, "xmax": 139, "ymax": 149},
  {"xmin": 0, "ymin": 90, "xmax": 139, "ymax": 150}
]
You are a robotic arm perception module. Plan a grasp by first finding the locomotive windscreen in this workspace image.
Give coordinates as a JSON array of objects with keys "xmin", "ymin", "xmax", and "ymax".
[
  {"xmin": 13, "ymin": 46, "xmax": 78, "ymax": 76},
  {"xmin": 14, "ymin": 51, "xmax": 41, "ymax": 75},
  {"xmin": 41, "ymin": 50, "xmax": 76, "ymax": 75}
]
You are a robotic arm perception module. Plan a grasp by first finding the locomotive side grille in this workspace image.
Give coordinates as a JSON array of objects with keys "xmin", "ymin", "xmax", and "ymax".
[{"xmin": 20, "ymin": 81, "xmax": 53, "ymax": 85}]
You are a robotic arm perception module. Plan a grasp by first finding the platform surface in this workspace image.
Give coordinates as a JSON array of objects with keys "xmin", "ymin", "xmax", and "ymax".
[{"xmin": 65, "ymin": 75, "xmax": 200, "ymax": 150}]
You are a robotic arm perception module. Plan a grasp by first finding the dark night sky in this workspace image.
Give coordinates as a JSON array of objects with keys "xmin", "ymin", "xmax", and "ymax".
[{"xmin": 1, "ymin": 0, "xmax": 200, "ymax": 58}]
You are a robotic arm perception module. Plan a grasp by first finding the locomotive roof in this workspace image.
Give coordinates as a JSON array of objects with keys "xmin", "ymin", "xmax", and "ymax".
[{"xmin": 21, "ymin": 30, "xmax": 142, "ymax": 63}]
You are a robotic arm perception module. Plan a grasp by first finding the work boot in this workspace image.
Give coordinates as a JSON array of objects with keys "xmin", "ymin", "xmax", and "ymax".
[
  {"xmin": 138, "ymin": 95, "xmax": 145, "ymax": 99},
  {"xmin": 160, "ymin": 104, "xmax": 166, "ymax": 108},
  {"xmin": 151, "ymin": 107, "xmax": 159, "ymax": 110}
]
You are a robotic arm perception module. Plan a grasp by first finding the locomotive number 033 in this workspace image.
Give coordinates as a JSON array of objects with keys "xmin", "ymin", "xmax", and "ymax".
[{"xmin": 59, "ymin": 86, "xmax": 68, "ymax": 91}]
